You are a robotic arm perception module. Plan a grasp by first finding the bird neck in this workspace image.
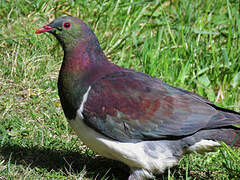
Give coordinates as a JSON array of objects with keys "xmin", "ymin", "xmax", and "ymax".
[
  {"xmin": 57, "ymin": 40, "xmax": 120, "ymax": 119},
  {"xmin": 60, "ymin": 39, "xmax": 118, "ymax": 86}
]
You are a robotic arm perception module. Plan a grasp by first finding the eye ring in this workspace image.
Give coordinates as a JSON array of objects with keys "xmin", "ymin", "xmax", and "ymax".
[{"xmin": 63, "ymin": 22, "xmax": 71, "ymax": 29}]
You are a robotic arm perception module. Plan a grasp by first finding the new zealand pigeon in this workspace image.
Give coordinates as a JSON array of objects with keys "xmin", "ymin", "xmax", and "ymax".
[{"xmin": 36, "ymin": 16, "xmax": 240, "ymax": 180}]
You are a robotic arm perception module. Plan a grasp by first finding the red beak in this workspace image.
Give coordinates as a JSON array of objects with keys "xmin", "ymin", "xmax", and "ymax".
[{"xmin": 35, "ymin": 26, "xmax": 54, "ymax": 34}]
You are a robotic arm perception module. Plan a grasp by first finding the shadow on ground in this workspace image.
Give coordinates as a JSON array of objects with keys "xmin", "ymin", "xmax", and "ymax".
[
  {"xmin": 0, "ymin": 142, "xmax": 129, "ymax": 179},
  {"xmin": 0, "ymin": 142, "xmax": 215, "ymax": 179}
]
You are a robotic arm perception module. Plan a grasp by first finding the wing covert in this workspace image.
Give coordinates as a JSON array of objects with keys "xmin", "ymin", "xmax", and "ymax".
[{"xmin": 82, "ymin": 70, "xmax": 237, "ymax": 142}]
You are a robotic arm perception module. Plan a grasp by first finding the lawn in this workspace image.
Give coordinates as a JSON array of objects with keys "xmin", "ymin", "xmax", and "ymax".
[{"xmin": 0, "ymin": 0, "xmax": 240, "ymax": 179}]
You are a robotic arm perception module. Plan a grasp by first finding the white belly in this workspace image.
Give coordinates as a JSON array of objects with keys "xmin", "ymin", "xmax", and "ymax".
[{"xmin": 68, "ymin": 113, "xmax": 180, "ymax": 173}]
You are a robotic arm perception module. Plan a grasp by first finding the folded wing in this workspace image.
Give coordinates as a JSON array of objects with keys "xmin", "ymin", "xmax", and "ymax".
[{"xmin": 82, "ymin": 70, "xmax": 240, "ymax": 142}]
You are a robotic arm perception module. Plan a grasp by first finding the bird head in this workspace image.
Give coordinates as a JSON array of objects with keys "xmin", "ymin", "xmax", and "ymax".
[{"xmin": 36, "ymin": 16, "xmax": 92, "ymax": 49}]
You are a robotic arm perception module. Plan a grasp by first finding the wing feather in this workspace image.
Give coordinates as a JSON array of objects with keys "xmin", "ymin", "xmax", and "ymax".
[{"xmin": 82, "ymin": 70, "xmax": 240, "ymax": 142}]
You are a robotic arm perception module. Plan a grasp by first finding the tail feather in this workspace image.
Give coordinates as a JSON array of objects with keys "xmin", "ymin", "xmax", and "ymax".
[
  {"xmin": 210, "ymin": 105, "xmax": 240, "ymax": 146},
  {"xmin": 193, "ymin": 127, "xmax": 240, "ymax": 147},
  {"xmin": 184, "ymin": 126, "xmax": 240, "ymax": 147},
  {"xmin": 213, "ymin": 127, "xmax": 240, "ymax": 147}
]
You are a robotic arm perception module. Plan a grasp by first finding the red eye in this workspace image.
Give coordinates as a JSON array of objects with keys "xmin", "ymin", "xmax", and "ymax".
[{"xmin": 63, "ymin": 22, "xmax": 71, "ymax": 29}]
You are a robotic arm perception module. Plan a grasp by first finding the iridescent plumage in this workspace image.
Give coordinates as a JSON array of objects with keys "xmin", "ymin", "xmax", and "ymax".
[{"xmin": 36, "ymin": 16, "xmax": 240, "ymax": 179}]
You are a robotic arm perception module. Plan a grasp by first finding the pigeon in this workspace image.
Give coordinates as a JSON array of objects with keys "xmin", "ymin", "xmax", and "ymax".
[{"xmin": 36, "ymin": 16, "xmax": 240, "ymax": 180}]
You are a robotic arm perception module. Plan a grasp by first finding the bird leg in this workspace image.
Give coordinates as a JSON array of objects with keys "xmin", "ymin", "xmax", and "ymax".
[{"xmin": 128, "ymin": 168, "xmax": 155, "ymax": 180}]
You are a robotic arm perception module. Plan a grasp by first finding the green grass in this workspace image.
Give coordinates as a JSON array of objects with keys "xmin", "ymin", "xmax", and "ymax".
[{"xmin": 1, "ymin": 0, "xmax": 240, "ymax": 179}]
